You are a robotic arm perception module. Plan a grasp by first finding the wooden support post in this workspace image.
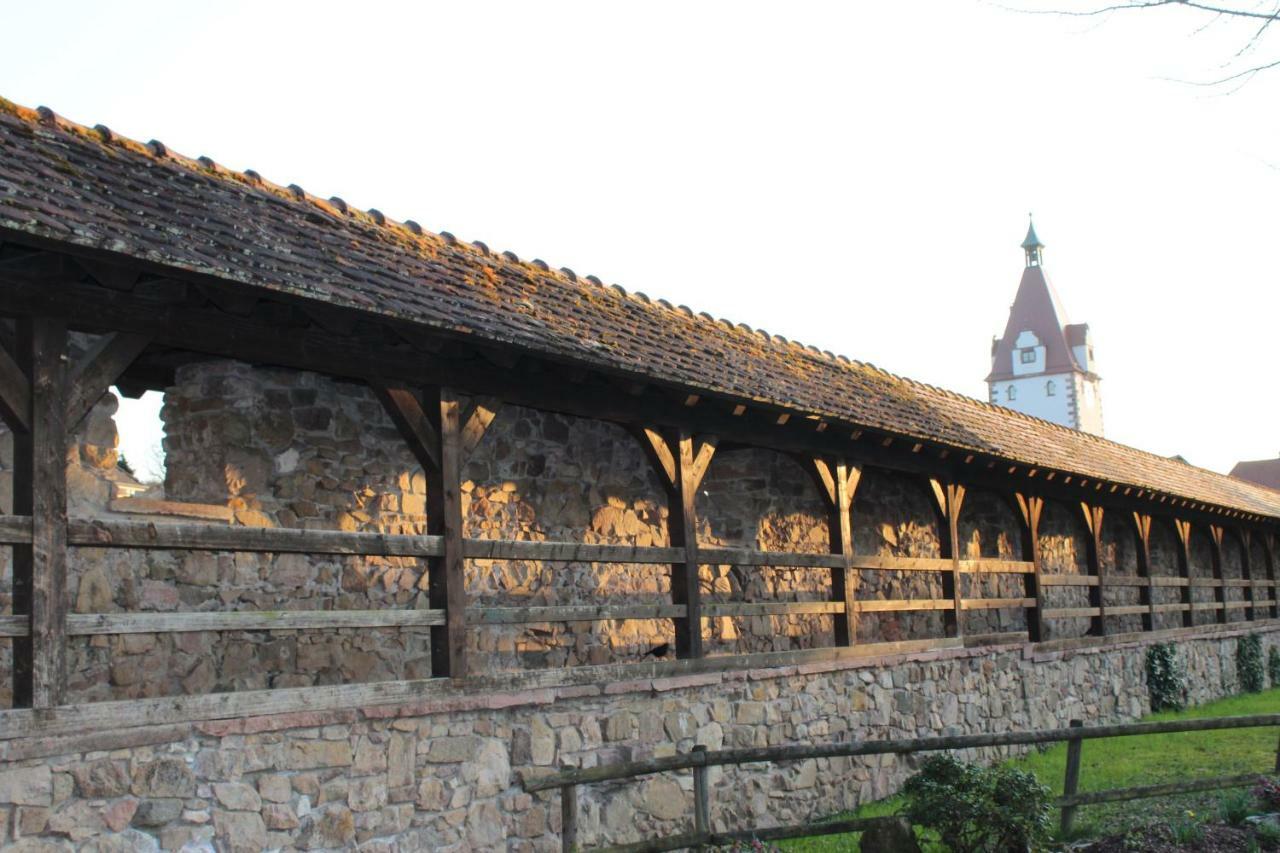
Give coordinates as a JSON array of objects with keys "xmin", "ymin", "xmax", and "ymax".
[
  {"xmin": 1174, "ymin": 520, "xmax": 1195, "ymax": 629},
  {"xmin": 693, "ymin": 744, "xmax": 710, "ymax": 842},
  {"xmin": 807, "ymin": 458, "xmax": 861, "ymax": 646},
  {"xmin": 1209, "ymin": 525, "xmax": 1228, "ymax": 624},
  {"xmin": 929, "ymin": 480, "xmax": 965, "ymax": 640},
  {"xmin": 434, "ymin": 388, "xmax": 466, "ymax": 678},
  {"xmin": 1080, "ymin": 503, "xmax": 1106, "ymax": 636},
  {"xmin": 632, "ymin": 426, "xmax": 715, "ymax": 658},
  {"xmin": 1132, "ymin": 513, "xmax": 1156, "ymax": 633},
  {"xmin": 561, "ymin": 781, "xmax": 579, "ymax": 853},
  {"xmin": 375, "ymin": 382, "xmax": 466, "ymax": 678},
  {"xmin": 1015, "ymin": 493, "xmax": 1046, "ymax": 643},
  {"xmin": 1274, "ymin": 730, "xmax": 1280, "ymax": 775},
  {"xmin": 11, "ymin": 318, "xmax": 71, "ymax": 708},
  {"xmin": 1061, "ymin": 719, "xmax": 1084, "ymax": 838}
]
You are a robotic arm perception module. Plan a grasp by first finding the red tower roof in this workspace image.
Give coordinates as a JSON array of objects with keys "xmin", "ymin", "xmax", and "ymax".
[{"xmin": 986, "ymin": 263, "xmax": 1087, "ymax": 383}]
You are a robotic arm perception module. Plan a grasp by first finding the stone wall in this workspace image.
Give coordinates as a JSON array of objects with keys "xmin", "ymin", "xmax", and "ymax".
[{"xmin": 0, "ymin": 625, "xmax": 1275, "ymax": 851}]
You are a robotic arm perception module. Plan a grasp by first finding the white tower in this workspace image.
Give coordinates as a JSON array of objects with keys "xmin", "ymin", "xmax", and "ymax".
[{"xmin": 986, "ymin": 220, "xmax": 1103, "ymax": 435}]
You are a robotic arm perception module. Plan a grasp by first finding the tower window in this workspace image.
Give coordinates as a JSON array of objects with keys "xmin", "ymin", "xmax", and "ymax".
[
  {"xmin": 1046, "ymin": 380, "xmax": 1056, "ymax": 396},
  {"xmin": 1020, "ymin": 349, "xmax": 1036, "ymax": 364},
  {"xmin": 1006, "ymin": 385, "xmax": 1017, "ymax": 401}
]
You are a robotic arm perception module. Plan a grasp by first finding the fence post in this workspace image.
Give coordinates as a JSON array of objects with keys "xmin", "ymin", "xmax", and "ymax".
[
  {"xmin": 1061, "ymin": 719, "xmax": 1084, "ymax": 837},
  {"xmin": 693, "ymin": 744, "xmax": 710, "ymax": 844},
  {"xmin": 1274, "ymin": 730, "xmax": 1280, "ymax": 774},
  {"xmin": 561, "ymin": 782, "xmax": 578, "ymax": 853}
]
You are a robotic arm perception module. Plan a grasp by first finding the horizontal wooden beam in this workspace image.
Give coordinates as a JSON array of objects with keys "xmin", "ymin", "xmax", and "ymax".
[
  {"xmin": 857, "ymin": 599, "xmax": 954, "ymax": 613},
  {"xmin": 956, "ymin": 559, "xmax": 1036, "ymax": 574},
  {"xmin": 471, "ymin": 605, "xmax": 685, "ymax": 624},
  {"xmin": 1058, "ymin": 772, "xmax": 1259, "ymax": 809},
  {"xmin": 697, "ymin": 547, "xmax": 844, "ymax": 569},
  {"xmin": 0, "ymin": 615, "xmax": 28, "ymax": 637},
  {"xmin": 1042, "ymin": 607, "xmax": 1103, "ymax": 619},
  {"xmin": 1040, "ymin": 574, "xmax": 1100, "ymax": 587},
  {"xmin": 961, "ymin": 597, "xmax": 1036, "ymax": 610},
  {"xmin": 65, "ymin": 519, "xmax": 443, "ymax": 557},
  {"xmin": 1104, "ymin": 605, "xmax": 1152, "ymax": 617},
  {"xmin": 463, "ymin": 539, "xmax": 682, "ymax": 564},
  {"xmin": 702, "ymin": 602, "xmax": 844, "ymax": 617},
  {"xmin": 65, "ymin": 609, "xmax": 445, "ymax": 636},
  {"xmin": 0, "ymin": 515, "xmax": 32, "ymax": 544},
  {"xmin": 851, "ymin": 556, "xmax": 955, "ymax": 572}
]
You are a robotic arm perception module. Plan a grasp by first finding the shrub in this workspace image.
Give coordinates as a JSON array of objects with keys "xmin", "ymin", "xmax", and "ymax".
[
  {"xmin": 1146, "ymin": 642, "xmax": 1188, "ymax": 711},
  {"xmin": 1255, "ymin": 775, "xmax": 1280, "ymax": 811},
  {"xmin": 1240, "ymin": 634, "xmax": 1265, "ymax": 693},
  {"xmin": 901, "ymin": 754, "xmax": 1051, "ymax": 853},
  {"xmin": 1268, "ymin": 647, "xmax": 1280, "ymax": 687}
]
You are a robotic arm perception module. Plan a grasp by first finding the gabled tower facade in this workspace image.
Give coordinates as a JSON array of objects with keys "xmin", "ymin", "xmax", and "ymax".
[{"xmin": 986, "ymin": 221, "xmax": 1104, "ymax": 435}]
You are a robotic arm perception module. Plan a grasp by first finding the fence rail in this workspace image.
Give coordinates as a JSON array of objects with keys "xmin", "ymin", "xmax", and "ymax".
[{"xmin": 525, "ymin": 713, "xmax": 1280, "ymax": 852}]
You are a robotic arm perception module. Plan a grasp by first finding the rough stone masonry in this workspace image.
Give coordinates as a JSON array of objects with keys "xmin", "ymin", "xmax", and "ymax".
[{"xmin": 0, "ymin": 354, "xmax": 1271, "ymax": 850}]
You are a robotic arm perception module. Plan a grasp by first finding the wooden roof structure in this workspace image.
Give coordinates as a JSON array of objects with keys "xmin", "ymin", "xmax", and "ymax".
[{"xmin": 0, "ymin": 97, "xmax": 1276, "ymax": 522}]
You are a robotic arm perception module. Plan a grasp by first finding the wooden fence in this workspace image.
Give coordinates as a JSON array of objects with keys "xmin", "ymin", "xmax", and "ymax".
[{"xmin": 524, "ymin": 713, "xmax": 1280, "ymax": 852}]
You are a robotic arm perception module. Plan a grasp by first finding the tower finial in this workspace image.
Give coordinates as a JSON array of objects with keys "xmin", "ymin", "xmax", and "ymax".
[{"xmin": 1021, "ymin": 215, "xmax": 1044, "ymax": 267}]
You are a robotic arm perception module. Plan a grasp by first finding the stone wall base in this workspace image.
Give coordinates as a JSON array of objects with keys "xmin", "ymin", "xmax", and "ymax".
[{"xmin": 0, "ymin": 625, "xmax": 1275, "ymax": 851}]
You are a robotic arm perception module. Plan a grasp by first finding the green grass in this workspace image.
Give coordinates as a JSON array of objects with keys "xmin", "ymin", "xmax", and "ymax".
[{"xmin": 775, "ymin": 688, "xmax": 1280, "ymax": 851}]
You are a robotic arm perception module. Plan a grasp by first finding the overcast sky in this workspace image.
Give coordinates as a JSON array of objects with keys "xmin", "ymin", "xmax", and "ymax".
[{"xmin": 4, "ymin": 1, "xmax": 1277, "ymax": 482}]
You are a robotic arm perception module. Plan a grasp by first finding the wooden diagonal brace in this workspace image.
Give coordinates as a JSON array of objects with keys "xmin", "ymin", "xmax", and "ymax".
[
  {"xmin": 66, "ymin": 333, "xmax": 152, "ymax": 429},
  {"xmin": 460, "ymin": 396, "xmax": 502, "ymax": 456},
  {"xmin": 631, "ymin": 426, "xmax": 676, "ymax": 486},
  {"xmin": 688, "ymin": 435, "xmax": 719, "ymax": 489},
  {"xmin": 0, "ymin": 337, "xmax": 30, "ymax": 432},
  {"xmin": 372, "ymin": 383, "xmax": 441, "ymax": 473}
]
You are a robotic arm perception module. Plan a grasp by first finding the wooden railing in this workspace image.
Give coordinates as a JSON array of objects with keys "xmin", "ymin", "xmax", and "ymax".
[
  {"xmin": 524, "ymin": 713, "xmax": 1280, "ymax": 852},
  {"xmin": 0, "ymin": 505, "xmax": 1275, "ymax": 737}
]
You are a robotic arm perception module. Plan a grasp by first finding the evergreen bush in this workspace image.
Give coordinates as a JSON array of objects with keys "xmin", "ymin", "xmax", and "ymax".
[
  {"xmin": 1268, "ymin": 646, "xmax": 1280, "ymax": 687},
  {"xmin": 1238, "ymin": 633, "xmax": 1264, "ymax": 693},
  {"xmin": 1145, "ymin": 642, "xmax": 1187, "ymax": 711}
]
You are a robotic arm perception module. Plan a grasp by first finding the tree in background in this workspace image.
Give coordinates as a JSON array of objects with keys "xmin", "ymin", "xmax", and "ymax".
[{"xmin": 1042, "ymin": 1, "xmax": 1279, "ymax": 89}]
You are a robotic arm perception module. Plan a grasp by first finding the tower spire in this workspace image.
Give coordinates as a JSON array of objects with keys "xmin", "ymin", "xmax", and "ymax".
[{"xmin": 1021, "ymin": 214, "xmax": 1044, "ymax": 267}]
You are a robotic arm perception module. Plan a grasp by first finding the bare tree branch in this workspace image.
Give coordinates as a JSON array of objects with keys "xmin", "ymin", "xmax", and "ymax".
[{"xmin": 1011, "ymin": 0, "xmax": 1280, "ymax": 89}]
